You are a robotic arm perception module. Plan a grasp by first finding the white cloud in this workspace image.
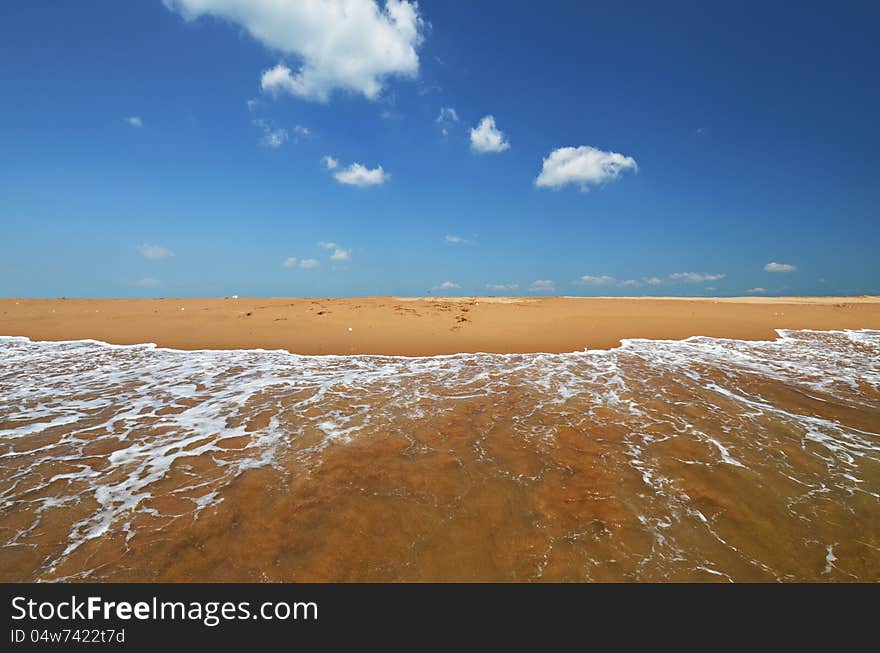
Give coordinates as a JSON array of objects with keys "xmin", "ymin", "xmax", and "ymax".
[
  {"xmin": 318, "ymin": 241, "xmax": 337, "ymax": 249},
  {"xmin": 165, "ymin": 0, "xmax": 425, "ymax": 102},
  {"xmin": 577, "ymin": 275, "xmax": 617, "ymax": 286},
  {"xmin": 535, "ymin": 146, "xmax": 638, "ymax": 191},
  {"xmin": 253, "ymin": 119, "xmax": 288, "ymax": 148},
  {"xmin": 528, "ymin": 279, "xmax": 555, "ymax": 293},
  {"xmin": 669, "ymin": 272, "xmax": 726, "ymax": 283},
  {"xmin": 138, "ymin": 244, "xmax": 175, "ymax": 260},
  {"xmin": 437, "ymin": 107, "xmax": 459, "ymax": 123},
  {"xmin": 294, "ymin": 125, "xmax": 311, "ymax": 137},
  {"xmin": 435, "ymin": 281, "xmax": 460, "ymax": 290},
  {"xmin": 124, "ymin": 116, "xmax": 143, "ymax": 128},
  {"xmin": 445, "ymin": 235, "xmax": 476, "ymax": 245},
  {"xmin": 644, "ymin": 277, "xmax": 663, "ymax": 286},
  {"xmin": 330, "ymin": 248, "xmax": 352, "ymax": 262},
  {"xmin": 437, "ymin": 107, "xmax": 459, "ymax": 137},
  {"xmin": 486, "ymin": 283, "xmax": 519, "ymax": 292},
  {"xmin": 333, "ymin": 162, "xmax": 390, "ymax": 187},
  {"xmin": 321, "ymin": 155, "xmax": 339, "ymax": 170},
  {"xmin": 135, "ymin": 277, "xmax": 160, "ymax": 287},
  {"xmin": 470, "ymin": 115, "xmax": 510, "ymax": 153},
  {"xmin": 283, "ymin": 257, "xmax": 321, "ymax": 269},
  {"xmin": 246, "ymin": 98, "xmax": 258, "ymax": 111},
  {"xmin": 764, "ymin": 261, "xmax": 797, "ymax": 273},
  {"xmin": 747, "ymin": 287, "xmax": 767, "ymax": 293}
]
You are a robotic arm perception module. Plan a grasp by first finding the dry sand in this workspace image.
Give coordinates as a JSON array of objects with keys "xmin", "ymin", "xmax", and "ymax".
[{"xmin": 1, "ymin": 296, "xmax": 879, "ymax": 356}]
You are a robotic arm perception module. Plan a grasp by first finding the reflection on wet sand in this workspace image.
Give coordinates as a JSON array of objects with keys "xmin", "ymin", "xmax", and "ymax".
[{"xmin": 1, "ymin": 330, "xmax": 878, "ymax": 581}]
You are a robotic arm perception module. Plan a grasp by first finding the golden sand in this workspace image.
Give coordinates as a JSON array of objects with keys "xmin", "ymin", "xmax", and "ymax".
[{"xmin": 1, "ymin": 296, "xmax": 879, "ymax": 355}]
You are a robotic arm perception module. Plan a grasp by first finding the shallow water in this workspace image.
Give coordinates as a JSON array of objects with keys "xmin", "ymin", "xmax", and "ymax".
[{"xmin": 0, "ymin": 330, "xmax": 878, "ymax": 581}]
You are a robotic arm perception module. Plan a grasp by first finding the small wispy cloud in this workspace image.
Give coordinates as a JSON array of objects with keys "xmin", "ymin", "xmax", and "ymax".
[
  {"xmin": 253, "ymin": 118, "xmax": 288, "ymax": 148},
  {"xmin": 321, "ymin": 155, "xmax": 338, "ymax": 170},
  {"xmin": 138, "ymin": 244, "xmax": 175, "ymax": 260},
  {"xmin": 330, "ymin": 248, "xmax": 351, "ymax": 262},
  {"xmin": 437, "ymin": 107, "xmax": 459, "ymax": 123},
  {"xmin": 528, "ymin": 279, "xmax": 555, "ymax": 293},
  {"xmin": 318, "ymin": 241, "xmax": 337, "ymax": 250},
  {"xmin": 437, "ymin": 106, "xmax": 459, "ymax": 136},
  {"xmin": 486, "ymin": 283, "xmax": 519, "ymax": 292},
  {"xmin": 124, "ymin": 116, "xmax": 143, "ymax": 128},
  {"xmin": 134, "ymin": 277, "xmax": 160, "ymax": 287},
  {"xmin": 764, "ymin": 262, "xmax": 796, "ymax": 273},
  {"xmin": 434, "ymin": 281, "xmax": 461, "ymax": 291},
  {"xmin": 283, "ymin": 257, "xmax": 320, "ymax": 269},
  {"xmin": 668, "ymin": 272, "xmax": 726, "ymax": 283},
  {"xmin": 747, "ymin": 287, "xmax": 767, "ymax": 293},
  {"xmin": 470, "ymin": 115, "xmax": 510, "ymax": 153},
  {"xmin": 445, "ymin": 235, "xmax": 477, "ymax": 246},
  {"xmin": 294, "ymin": 125, "xmax": 311, "ymax": 137}
]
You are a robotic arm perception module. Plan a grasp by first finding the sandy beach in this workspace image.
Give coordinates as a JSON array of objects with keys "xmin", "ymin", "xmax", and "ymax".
[{"xmin": 1, "ymin": 296, "xmax": 879, "ymax": 355}]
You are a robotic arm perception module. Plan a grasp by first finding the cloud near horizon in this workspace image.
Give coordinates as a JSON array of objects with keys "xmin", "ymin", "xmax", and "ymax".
[
  {"xmin": 329, "ymin": 248, "xmax": 352, "ymax": 261},
  {"xmin": 486, "ymin": 283, "xmax": 519, "ymax": 292},
  {"xmin": 165, "ymin": 0, "xmax": 425, "ymax": 102},
  {"xmin": 282, "ymin": 257, "xmax": 320, "ymax": 269},
  {"xmin": 445, "ymin": 235, "xmax": 476, "ymax": 245},
  {"xmin": 668, "ymin": 272, "xmax": 726, "ymax": 283},
  {"xmin": 528, "ymin": 279, "xmax": 555, "ymax": 292},
  {"xmin": 764, "ymin": 261, "xmax": 797, "ymax": 272},
  {"xmin": 470, "ymin": 115, "xmax": 510, "ymax": 153},
  {"xmin": 434, "ymin": 281, "xmax": 460, "ymax": 290},
  {"xmin": 138, "ymin": 244, "xmax": 175, "ymax": 260},
  {"xmin": 535, "ymin": 146, "xmax": 637, "ymax": 191}
]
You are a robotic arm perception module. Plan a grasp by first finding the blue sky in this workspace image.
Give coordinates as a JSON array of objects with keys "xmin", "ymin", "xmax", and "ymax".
[{"xmin": 1, "ymin": 0, "xmax": 878, "ymax": 298}]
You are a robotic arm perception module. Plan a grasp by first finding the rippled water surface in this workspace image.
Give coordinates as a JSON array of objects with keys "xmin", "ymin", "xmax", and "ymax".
[{"xmin": 1, "ymin": 330, "xmax": 878, "ymax": 581}]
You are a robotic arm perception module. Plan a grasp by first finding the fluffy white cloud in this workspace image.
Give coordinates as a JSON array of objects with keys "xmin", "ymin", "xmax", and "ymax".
[
  {"xmin": 747, "ymin": 287, "xmax": 767, "ymax": 293},
  {"xmin": 435, "ymin": 281, "xmax": 460, "ymax": 290},
  {"xmin": 669, "ymin": 272, "xmax": 726, "ymax": 283},
  {"xmin": 470, "ymin": 115, "xmax": 510, "ymax": 153},
  {"xmin": 764, "ymin": 262, "xmax": 796, "ymax": 273},
  {"xmin": 330, "ymin": 248, "xmax": 352, "ymax": 261},
  {"xmin": 486, "ymin": 283, "xmax": 519, "ymax": 292},
  {"xmin": 166, "ymin": 0, "xmax": 425, "ymax": 102},
  {"xmin": 333, "ymin": 162, "xmax": 389, "ymax": 187},
  {"xmin": 644, "ymin": 277, "xmax": 663, "ymax": 286},
  {"xmin": 535, "ymin": 146, "xmax": 637, "ymax": 191},
  {"xmin": 445, "ymin": 235, "xmax": 476, "ymax": 245},
  {"xmin": 124, "ymin": 116, "xmax": 143, "ymax": 128},
  {"xmin": 321, "ymin": 155, "xmax": 339, "ymax": 170},
  {"xmin": 577, "ymin": 275, "xmax": 617, "ymax": 286},
  {"xmin": 528, "ymin": 279, "xmax": 555, "ymax": 293},
  {"xmin": 253, "ymin": 119, "xmax": 288, "ymax": 148},
  {"xmin": 283, "ymin": 257, "xmax": 320, "ymax": 269},
  {"xmin": 138, "ymin": 244, "xmax": 175, "ymax": 259}
]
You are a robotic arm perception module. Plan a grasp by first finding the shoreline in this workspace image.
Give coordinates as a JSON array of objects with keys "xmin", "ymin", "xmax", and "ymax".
[{"xmin": 2, "ymin": 296, "xmax": 879, "ymax": 356}]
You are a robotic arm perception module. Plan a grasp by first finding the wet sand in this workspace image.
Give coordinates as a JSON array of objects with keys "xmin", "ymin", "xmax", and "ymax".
[{"xmin": 1, "ymin": 296, "xmax": 879, "ymax": 355}]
